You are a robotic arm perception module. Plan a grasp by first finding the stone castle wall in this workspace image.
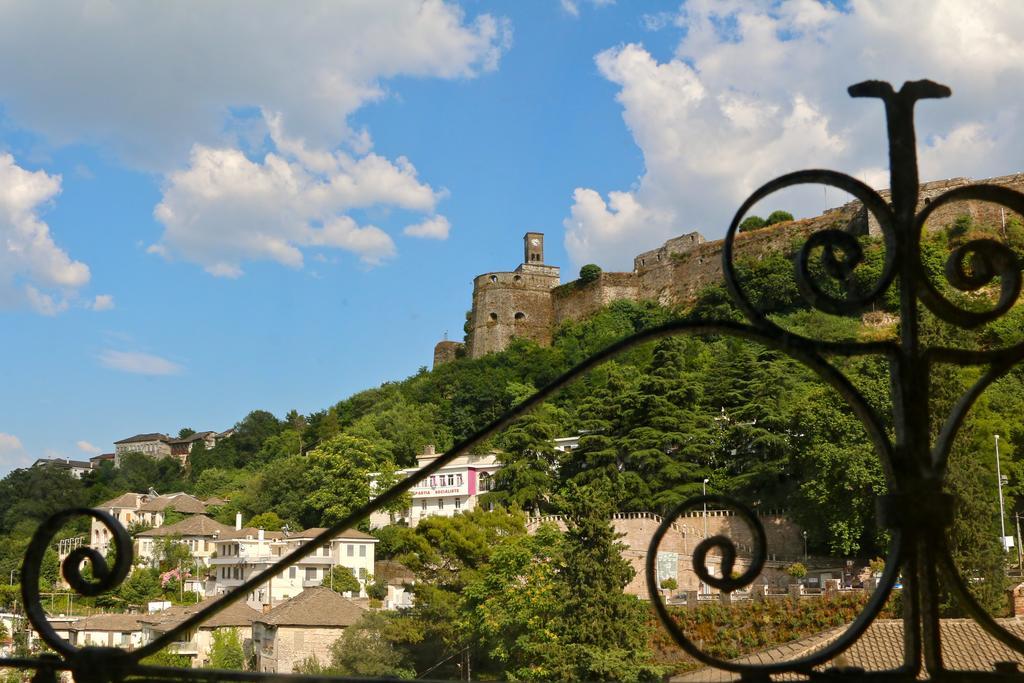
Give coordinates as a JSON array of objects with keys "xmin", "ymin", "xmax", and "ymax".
[
  {"xmin": 443, "ymin": 173, "xmax": 1024, "ymax": 363},
  {"xmin": 551, "ymin": 271, "xmax": 640, "ymax": 326},
  {"xmin": 526, "ymin": 510, "xmax": 803, "ymax": 598},
  {"xmin": 467, "ymin": 265, "xmax": 560, "ymax": 358}
]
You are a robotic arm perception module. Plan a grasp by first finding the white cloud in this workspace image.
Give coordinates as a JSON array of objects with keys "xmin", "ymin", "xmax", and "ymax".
[
  {"xmin": 99, "ymin": 350, "xmax": 182, "ymax": 376},
  {"xmin": 404, "ymin": 215, "xmax": 451, "ymax": 240},
  {"xmin": 150, "ymin": 114, "xmax": 450, "ymax": 273},
  {"xmin": 0, "ymin": 2, "xmax": 510, "ymax": 170},
  {"xmin": 566, "ymin": 0, "xmax": 1024, "ymax": 270},
  {"xmin": 562, "ymin": 0, "xmax": 615, "ymax": 17},
  {"xmin": 89, "ymin": 294, "xmax": 115, "ymax": 311},
  {"xmin": 76, "ymin": 440, "xmax": 102, "ymax": 455},
  {"xmin": 0, "ymin": 154, "xmax": 91, "ymax": 313},
  {"xmin": 0, "ymin": 433, "xmax": 23, "ymax": 453}
]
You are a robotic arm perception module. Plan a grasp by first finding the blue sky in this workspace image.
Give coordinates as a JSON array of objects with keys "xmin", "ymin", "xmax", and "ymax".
[{"xmin": 3, "ymin": 1, "xmax": 1024, "ymax": 471}]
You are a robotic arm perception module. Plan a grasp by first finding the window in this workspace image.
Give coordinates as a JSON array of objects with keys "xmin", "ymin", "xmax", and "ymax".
[
  {"xmin": 120, "ymin": 632, "xmax": 131, "ymax": 645},
  {"xmin": 289, "ymin": 567, "xmax": 296, "ymax": 579},
  {"xmin": 489, "ymin": 312, "xmax": 498, "ymax": 321},
  {"xmin": 489, "ymin": 275, "xmax": 497, "ymax": 283},
  {"xmin": 438, "ymin": 499, "xmax": 444, "ymax": 510},
  {"xmin": 359, "ymin": 545, "xmax": 366, "ymax": 558},
  {"xmin": 515, "ymin": 311, "xmax": 525, "ymax": 320},
  {"xmin": 456, "ymin": 474, "xmax": 463, "ymax": 486},
  {"xmin": 429, "ymin": 475, "xmax": 436, "ymax": 486},
  {"xmin": 421, "ymin": 500, "xmax": 427, "ymax": 511},
  {"xmin": 455, "ymin": 497, "xmax": 461, "ymax": 509},
  {"xmin": 305, "ymin": 567, "xmax": 317, "ymax": 581},
  {"xmin": 322, "ymin": 545, "xmax": 330, "ymax": 557},
  {"xmin": 347, "ymin": 544, "xmax": 354, "ymax": 557},
  {"xmin": 448, "ymin": 474, "xmax": 455, "ymax": 486}
]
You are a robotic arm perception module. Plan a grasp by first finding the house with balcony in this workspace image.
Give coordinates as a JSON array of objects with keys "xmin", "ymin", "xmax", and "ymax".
[
  {"xmin": 91, "ymin": 491, "xmax": 220, "ymax": 556},
  {"xmin": 252, "ymin": 587, "xmax": 366, "ymax": 674},
  {"xmin": 209, "ymin": 524, "xmax": 377, "ymax": 610},
  {"xmin": 135, "ymin": 514, "xmax": 235, "ymax": 588},
  {"xmin": 137, "ymin": 596, "xmax": 261, "ymax": 668},
  {"xmin": 368, "ymin": 445, "xmax": 501, "ymax": 529}
]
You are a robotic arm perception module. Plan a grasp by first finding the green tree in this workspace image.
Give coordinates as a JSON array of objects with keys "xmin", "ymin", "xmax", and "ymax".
[
  {"xmin": 327, "ymin": 612, "xmax": 415, "ymax": 678},
  {"xmin": 322, "ymin": 566, "xmax": 361, "ymax": 594},
  {"xmin": 247, "ymin": 512, "xmax": 285, "ymax": 531},
  {"xmin": 579, "ymin": 264, "xmax": 602, "ymax": 283},
  {"xmin": 738, "ymin": 215, "xmax": 766, "ymax": 232},
  {"xmin": 765, "ymin": 210, "xmax": 794, "ymax": 225},
  {"xmin": 207, "ymin": 627, "xmax": 246, "ymax": 670}
]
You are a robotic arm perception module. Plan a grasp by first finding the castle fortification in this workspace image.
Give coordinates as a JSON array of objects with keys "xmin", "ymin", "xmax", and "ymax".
[{"xmin": 432, "ymin": 173, "xmax": 1024, "ymax": 365}]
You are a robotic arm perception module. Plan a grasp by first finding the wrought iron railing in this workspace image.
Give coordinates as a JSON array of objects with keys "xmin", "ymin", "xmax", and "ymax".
[{"xmin": 9, "ymin": 78, "xmax": 1024, "ymax": 681}]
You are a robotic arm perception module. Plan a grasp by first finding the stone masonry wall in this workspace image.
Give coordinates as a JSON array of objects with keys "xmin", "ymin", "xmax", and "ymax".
[
  {"xmin": 457, "ymin": 173, "xmax": 1024, "ymax": 361},
  {"xmin": 526, "ymin": 511, "xmax": 803, "ymax": 599},
  {"xmin": 468, "ymin": 267, "xmax": 560, "ymax": 358},
  {"xmin": 273, "ymin": 625, "xmax": 344, "ymax": 674},
  {"xmin": 550, "ymin": 271, "xmax": 640, "ymax": 326}
]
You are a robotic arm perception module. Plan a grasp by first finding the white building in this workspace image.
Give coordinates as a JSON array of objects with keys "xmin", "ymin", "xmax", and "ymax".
[
  {"xmin": 368, "ymin": 445, "xmax": 524, "ymax": 528},
  {"xmin": 30, "ymin": 457, "xmax": 96, "ymax": 479},
  {"xmin": 91, "ymin": 491, "xmax": 215, "ymax": 555},
  {"xmin": 208, "ymin": 523, "xmax": 377, "ymax": 610}
]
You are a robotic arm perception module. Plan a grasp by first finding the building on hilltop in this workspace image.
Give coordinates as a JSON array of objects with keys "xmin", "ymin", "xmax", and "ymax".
[
  {"xmin": 113, "ymin": 433, "xmax": 171, "ymax": 465},
  {"xmin": 464, "ymin": 232, "xmax": 561, "ymax": 359},
  {"xmin": 368, "ymin": 444, "xmax": 501, "ymax": 529},
  {"xmin": 434, "ymin": 172, "xmax": 1024, "ymax": 362},
  {"xmin": 115, "ymin": 430, "xmax": 231, "ymax": 467},
  {"xmin": 30, "ymin": 457, "xmax": 96, "ymax": 479}
]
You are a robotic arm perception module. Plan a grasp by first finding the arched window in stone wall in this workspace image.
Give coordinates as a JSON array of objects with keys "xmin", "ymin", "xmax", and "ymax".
[
  {"xmin": 514, "ymin": 312, "xmax": 526, "ymax": 320},
  {"xmin": 489, "ymin": 275, "xmax": 498, "ymax": 283},
  {"xmin": 489, "ymin": 312, "xmax": 498, "ymax": 321}
]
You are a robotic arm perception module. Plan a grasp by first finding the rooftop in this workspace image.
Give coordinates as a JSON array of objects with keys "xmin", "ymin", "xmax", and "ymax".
[
  {"xmin": 68, "ymin": 613, "xmax": 144, "ymax": 632},
  {"xmin": 137, "ymin": 596, "xmax": 261, "ymax": 630},
  {"xmin": 114, "ymin": 433, "xmax": 170, "ymax": 445},
  {"xmin": 138, "ymin": 493, "xmax": 208, "ymax": 514},
  {"xmin": 254, "ymin": 586, "xmax": 367, "ymax": 627},
  {"xmin": 135, "ymin": 515, "xmax": 234, "ymax": 538}
]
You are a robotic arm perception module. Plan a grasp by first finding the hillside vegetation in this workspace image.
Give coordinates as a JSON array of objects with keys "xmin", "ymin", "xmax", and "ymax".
[{"xmin": 2, "ymin": 216, "xmax": 1023, "ymax": 676}]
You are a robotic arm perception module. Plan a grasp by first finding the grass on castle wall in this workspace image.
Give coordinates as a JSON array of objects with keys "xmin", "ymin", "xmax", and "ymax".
[{"xmin": 649, "ymin": 591, "xmax": 888, "ymax": 673}]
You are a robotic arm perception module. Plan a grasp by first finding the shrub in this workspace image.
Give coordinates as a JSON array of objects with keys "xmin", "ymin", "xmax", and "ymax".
[
  {"xmin": 738, "ymin": 216, "xmax": 766, "ymax": 232},
  {"xmin": 766, "ymin": 210, "xmax": 794, "ymax": 225},
  {"xmin": 786, "ymin": 562, "xmax": 807, "ymax": 580},
  {"xmin": 579, "ymin": 264, "xmax": 602, "ymax": 283},
  {"xmin": 660, "ymin": 577, "xmax": 678, "ymax": 591}
]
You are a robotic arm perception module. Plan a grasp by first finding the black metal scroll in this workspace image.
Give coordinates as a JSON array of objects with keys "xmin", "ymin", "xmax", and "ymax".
[{"xmin": 8, "ymin": 79, "xmax": 1024, "ymax": 681}]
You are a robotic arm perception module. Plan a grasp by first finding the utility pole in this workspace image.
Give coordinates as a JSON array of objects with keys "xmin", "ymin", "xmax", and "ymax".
[
  {"xmin": 996, "ymin": 435, "xmax": 1009, "ymax": 551},
  {"xmin": 1016, "ymin": 512, "xmax": 1023, "ymax": 573}
]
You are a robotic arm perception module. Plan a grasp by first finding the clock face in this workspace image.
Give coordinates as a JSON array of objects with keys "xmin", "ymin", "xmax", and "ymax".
[{"xmin": 530, "ymin": 238, "xmax": 540, "ymax": 246}]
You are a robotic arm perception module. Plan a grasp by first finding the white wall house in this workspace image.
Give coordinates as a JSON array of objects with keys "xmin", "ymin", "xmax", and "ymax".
[
  {"xmin": 208, "ymin": 524, "xmax": 377, "ymax": 610},
  {"xmin": 368, "ymin": 445, "xmax": 501, "ymax": 529}
]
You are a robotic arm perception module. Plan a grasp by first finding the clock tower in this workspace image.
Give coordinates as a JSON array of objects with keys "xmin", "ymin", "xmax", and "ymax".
[{"xmin": 524, "ymin": 232, "xmax": 544, "ymax": 264}]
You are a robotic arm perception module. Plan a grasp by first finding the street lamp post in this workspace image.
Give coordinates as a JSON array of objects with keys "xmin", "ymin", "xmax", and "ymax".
[
  {"xmin": 702, "ymin": 478, "xmax": 709, "ymax": 539},
  {"xmin": 996, "ymin": 434, "xmax": 1009, "ymax": 551},
  {"xmin": 802, "ymin": 530, "xmax": 808, "ymax": 562},
  {"xmin": 9, "ymin": 569, "xmax": 17, "ymax": 585}
]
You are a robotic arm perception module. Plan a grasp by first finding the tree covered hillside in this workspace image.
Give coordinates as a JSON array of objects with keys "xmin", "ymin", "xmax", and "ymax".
[{"xmin": 2, "ymin": 218, "xmax": 1024, "ymax": 618}]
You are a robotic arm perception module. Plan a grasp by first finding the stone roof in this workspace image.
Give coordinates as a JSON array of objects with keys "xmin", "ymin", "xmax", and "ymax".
[
  {"xmin": 217, "ymin": 527, "xmax": 287, "ymax": 541},
  {"xmin": 255, "ymin": 586, "xmax": 367, "ymax": 627},
  {"xmin": 167, "ymin": 431, "xmax": 216, "ymax": 445},
  {"xmin": 289, "ymin": 527, "xmax": 376, "ymax": 541},
  {"xmin": 97, "ymin": 492, "xmax": 146, "ymax": 510},
  {"xmin": 114, "ymin": 433, "xmax": 170, "ymax": 445},
  {"xmin": 69, "ymin": 613, "xmax": 144, "ymax": 632},
  {"xmin": 33, "ymin": 458, "xmax": 93, "ymax": 469},
  {"xmin": 672, "ymin": 618, "xmax": 1024, "ymax": 681},
  {"xmin": 375, "ymin": 560, "xmax": 415, "ymax": 584},
  {"xmin": 135, "ymin": 515, "xmax": 234, "ymax": 538},
  {"xmin": 138, "ymin": 493, "xmax": 207, "ymax": 514},
  {"xmin": 138, "ymin": 596, "xmax": 262, "ymax": 631}
]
